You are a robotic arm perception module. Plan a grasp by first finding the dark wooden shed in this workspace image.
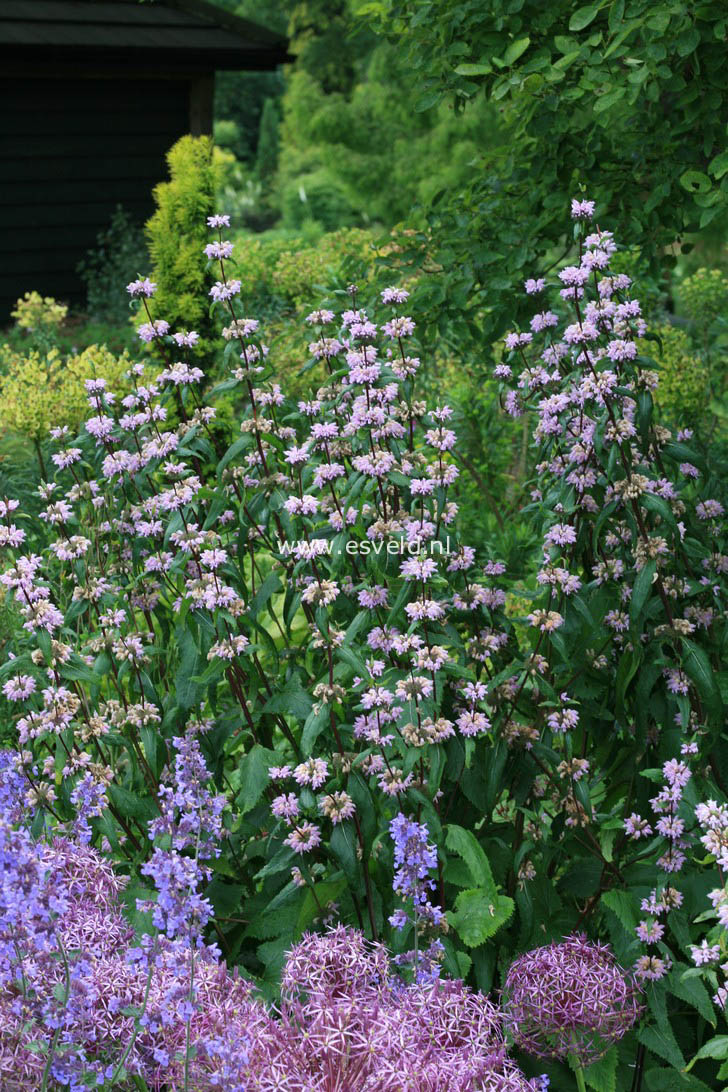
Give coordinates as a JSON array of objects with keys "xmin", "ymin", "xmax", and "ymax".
[{"xmin": 0, "ymin": 0, "xmax": 289, "ymax": 318}]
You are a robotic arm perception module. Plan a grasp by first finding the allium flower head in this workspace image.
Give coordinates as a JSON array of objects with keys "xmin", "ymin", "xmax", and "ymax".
[
  {"xmin": 281, "ymin": 924, "xmax": 390, "ymax": 1004},
  {"xmin": 503, "ymin": 935, "xmax": 642, "ymax": 1064}
]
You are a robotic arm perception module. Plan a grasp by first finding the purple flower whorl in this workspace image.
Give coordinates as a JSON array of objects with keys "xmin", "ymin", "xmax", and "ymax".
[{"xmin": 502, "ymin": 934, "xmax": 642, "ymax": 1065}]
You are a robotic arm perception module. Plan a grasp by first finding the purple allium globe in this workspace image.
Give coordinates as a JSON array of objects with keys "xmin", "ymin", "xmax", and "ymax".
[{"xmin": 502, "ymin": 934, "xmax": 642, "ymax": 1065}]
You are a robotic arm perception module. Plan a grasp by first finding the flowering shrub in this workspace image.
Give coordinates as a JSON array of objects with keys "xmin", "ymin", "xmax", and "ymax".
[{"xmin": 0, "ymin": 197, "xmax": 727, "ymax": 1088}]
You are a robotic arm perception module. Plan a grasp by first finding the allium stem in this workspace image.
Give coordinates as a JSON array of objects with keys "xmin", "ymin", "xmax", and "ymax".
[{"xmin": 572, "ymin": 1059, "xmax": 588, "ymax": 1092}]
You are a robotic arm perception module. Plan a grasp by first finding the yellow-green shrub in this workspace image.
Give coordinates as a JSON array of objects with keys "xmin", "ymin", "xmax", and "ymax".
[
  {"xmin": 642, "ymin": 324, "xmax": 710, "ymax": 421},
  {"xmin": 232, "ymin": 227, "xmax": 376, "ymax": 314},
  {"xmin": 10, "ymin": 291, "xmax": 68, "ymax": 332},
  {"xmin": 271, "ymin": 227, "xmax": 374, "ymax": 307},
  {"xmin": 0, "ymin": 344, "xmax": 134, "ymax": 443},
  {"xmin": 679, "ymin": 267, "xmax": 728, "ymax": 328},
  {"xmin": 142, "ymin": 135, "xmax": 218, "ymax": 355}
]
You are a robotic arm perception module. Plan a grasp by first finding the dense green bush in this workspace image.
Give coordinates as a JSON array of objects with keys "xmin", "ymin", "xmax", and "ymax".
[{"xmin": 143, "ymin": 135, "xmax": 219, "ymax": 356}]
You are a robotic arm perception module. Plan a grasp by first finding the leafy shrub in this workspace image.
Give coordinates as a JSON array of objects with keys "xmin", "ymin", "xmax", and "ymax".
[
  {"xmin": 77, "ymin": 206, "xmax": 149, "ymax": 324},
  {"xmin": 255, "ymin": 96, "xmax": 281, "ymax": 185},
  {"xmin": 272, "ymin": 226, "xmax": 373, "ymax": 303},
  {"xmin": 679, "ymin": 267, "xmax": 728, "ymax": 328},
  {"xmin": 281, "ymin": 166, "xmax": 358, "ymax": 230},
  {"xmin": 143, "ymin": 134, "xmax": 219, "ymax": 356},
  {"xmin": 10, "ymin": 291, "xmax": 68, "ymax": 333},
  {"xmin": 640, "ymin": 324, "xmax": 711, "ymax": 422},
  {"xmin": 0, "ymin": 198, "xmax": 727, "ymax": 1091},
  {"xmin": 0, "ymin": 343, "xmax": 134, "ymax": 472}
]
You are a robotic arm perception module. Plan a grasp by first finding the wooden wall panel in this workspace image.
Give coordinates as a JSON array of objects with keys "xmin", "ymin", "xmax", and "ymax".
[{"xmin": 0, "ymin": 76, "xmax": 193, "ymax": 317}]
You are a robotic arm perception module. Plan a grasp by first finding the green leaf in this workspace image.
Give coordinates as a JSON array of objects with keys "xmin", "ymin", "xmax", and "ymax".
[
  {"xmin": 301, "ymin": 704, "xmax": 328, "ymax": 755},
  {"xmin": 593, "ymin": 86, "xmax": 625, "ymax": 114},
  {"xmin": 217, "ymin": 435, "xmax": 251, "ymax": 475},
  {"xmin": 108, "ymin": 785, "xmax": 157, "ymax": 823},
  {"xmin": 616, "ymin": 646, "xmax": 641, "ymax": 711},
  {"xmin": 686, "ymin": 1034, "xmax": 728, "ymax": 1068},
  {"xmin": 661, "ymin": 441, "xmax": 706, "ymax": 473},
  {"xmin": 329, "ymin": 822, "xmax": 359, "ymax": 884},
  {"xmin": 607, "ymin": 0, "xmax": 625, "ymax": 29},
  {"xmin": 709, "ymin": 150, "xmax": 728, "ymax": 179},
  {"xmin": 59, "ymin": 656, "xmax": 100, "ymax": 686},
  {"xmin": 454, "ymin": 62, "xmax": 493, "ymax": 76},
  {"xmin": 645, "ymin": 11, "xmax": 670, "ymax": 33},
  {"xmin": 447, "ymin": 888, "xmax": 514, "ymax": 946},
  {"xmin": 681, "ymin": 638, "xmax": 723, "ymax": 719},
  {"xmin": 600, "ymin": 889, "xmax": 638, "ymax": 934},
  {"xmin": 584, "ymin": 1046, "xmax": 617, "ymax": 1092},
  {"xmin": 263, "ymin": 678, "xmax": 313, "ymax": 720},
  {"xmin": 175, "ymin": 625, "xmax": 203, "ymax": 711},
  {"xmin": 503, "ymin": 37, "xmax": 530, "ymax": 65},
  {"xmin": 249, "ymin": 572, "xmax": 282, "ymax": 616},
  {"xmin": 237, "ymin": 743, "xmax": 277, "ymax": 814},
  {"xmin": 415, "ymin": 90, "xmax": 442, "ymax": 112},
  {"xmin": 679, "ymin": 170, "xmax": 712, "ymax": 194},
  {"xmin": 676, "ymin": 27, "xmax": 700, "ymax": 57},
  {"xmin": 295, "ymin": 879, "xmax": 347, "ymax": 937},
  {"xmin": 645, "ymin": 1070, "xmax": 715, "ymax": 1091},
  {"xmin": 206, "ymin": 878, "xmax": 245, "ymax": 918},
  {"xmin": 669, "ymin": 963, "xmax": 716, "ymax": 1027},
  {"xmin": 569, "ymin": 4, "xmax": 602, "ymax": 32},
  {"xmin": 445, "ymin": 825, "xmax": 497, "ymax": 895},
  {"xmin": 630, "ymin": 560, "xmax": 656, "ymax": 629},
  {"xmin": 638, "ymin": 1022, "xmax": 685, "ymax": 1070}
]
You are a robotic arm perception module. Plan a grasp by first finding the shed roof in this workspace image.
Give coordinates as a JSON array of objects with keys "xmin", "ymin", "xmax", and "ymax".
[{"xmin": 0, "ymin": 0, "xmax": 290, "ymax": 71}]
